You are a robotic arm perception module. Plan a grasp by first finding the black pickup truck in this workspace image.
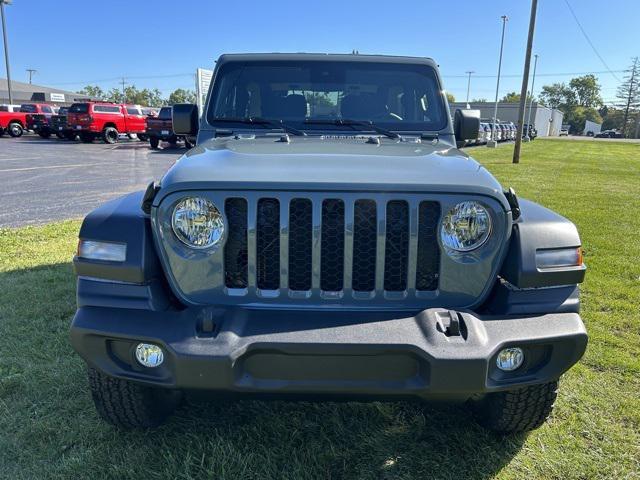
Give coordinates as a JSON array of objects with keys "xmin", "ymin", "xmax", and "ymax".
[
  {"xmin": 50, "ymin": 107, "xmax": 76, "ymax": 140},
  {"xmin": 145, "ymin": 106, "xmax": 193, "ymax": 149}
]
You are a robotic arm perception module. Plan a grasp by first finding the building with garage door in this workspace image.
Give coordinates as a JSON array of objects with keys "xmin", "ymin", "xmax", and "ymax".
[
  {"xmin": 450, "ymin": 101, "xmax": 564, "ymax": 137},
  {"xmin": 0, "ymin": 78, "xmax": 81, "ymax": 106}
]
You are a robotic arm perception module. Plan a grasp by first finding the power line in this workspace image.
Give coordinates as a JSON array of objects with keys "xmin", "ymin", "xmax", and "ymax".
[
  {"xmin": 442, "ymin": 69, "xmax": 626, "ymax": 79},
  {"xmin": 563, "ymin": 0, "xmax": 621, "ymax": 82}
]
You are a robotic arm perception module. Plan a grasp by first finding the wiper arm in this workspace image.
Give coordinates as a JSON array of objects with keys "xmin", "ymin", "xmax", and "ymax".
[
  {"xmin": 212, "ymin": 117, "xmax": 306, "ymax": 136},
  {"xmin": 304, "ymin": 118, "xmax": 401, "ymax": 140}
]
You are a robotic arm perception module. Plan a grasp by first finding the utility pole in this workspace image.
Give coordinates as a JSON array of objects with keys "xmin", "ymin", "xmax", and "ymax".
[
  {"xmin": 488, "ymin": 15, "xmax": 508, "ymax": 148},
  {"xmin": 524, "ymin": 54, "xmax": 539, "ymax": 142},
  {"xmin": 26, "ymin": 68, "xmax": 36, "ymax": 84},
  {"xmin": 1, "ymin": 0, "xmax": 13, "ymax": 105},
  {"xmin": 513, "ymin": 0, "xmax": 538, "ymax": 163},
  {"xmin": 465, "ymin": 71, "xmax": 475, "ymax": 103},
  {"xmin": 121, "ymin": 77, "xmax": 126, "ymax": 103}
]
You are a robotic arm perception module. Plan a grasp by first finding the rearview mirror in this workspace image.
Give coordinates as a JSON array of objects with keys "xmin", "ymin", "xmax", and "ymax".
[
  {"xmin": 172, "ymin": 104, "xmax": 199, "ymax": 135},
  {"xmin": 454, "ymin": 109, "xmax": 481, "ymax": 141}
]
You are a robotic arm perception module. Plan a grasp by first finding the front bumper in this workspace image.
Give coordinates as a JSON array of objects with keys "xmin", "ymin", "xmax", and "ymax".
[{"xmin": 70, "ymin": 300, "xmax": 587, "ymax": 401}]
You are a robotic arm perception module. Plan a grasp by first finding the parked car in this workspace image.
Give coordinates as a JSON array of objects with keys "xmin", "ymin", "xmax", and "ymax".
[
  {"xmin": 559, "ymin": 127, "xmax": 569, "ymax": 136},
  {"xmin": 475, "ymin": 122, "xmax": 490, "ymax": 145},
  {"xmin": 71, "ymin": 53, "xmax": 587, "ymax": 435},
  {"xmin": 498, "ymin": 123, "xmax": 508, "ymax": 142},
  {"xmin": 67, "ymin": 102, "xmax": 149, "ymax": 144},
  {"xmin": 594, "ymin": 129, "xmax": 623, "ymax": 138},
  {"xmin": 145, "ymin": 106, "xmax": 193, "ymax": 149},
  {"xmin": 50, "ymin": 107, "xmax": 77, "ymax": 140},
  {"xmin": 486, "ymin": 122, "xmax": 501, "ymax": 142},
  {"xmin": 23, "ymin": 103, "xmax": 58, "ymax": 138},
  {"xmin": 522, "ymin": 123, "xmax": 537, "ymax": 140},
  {"xmin": 0, "ymin": 108, "xmax": 28, "ymax": 137}
]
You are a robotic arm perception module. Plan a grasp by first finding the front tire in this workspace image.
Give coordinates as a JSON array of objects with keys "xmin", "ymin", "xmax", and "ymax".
[
  {"xmin": 149, "ymin": 136, "xmax": 160, "ymax": 149},
  {"xmin": 470, "ymin": 380, "xmax": 558, "ymax": 434},
  {"xmin": 8, "ymin": 122, "xmax": 23, "ymax": 137},
  {"xmin": 87, "ymin": 367, "xmax": 181, "ymax": 428},
  {"xmin": 39, "ymin": 130, "xmax": 51, "ymax": 139},
  {"xmin": 103, "ymin": 127, "xmax": 119, "ymax": 144}
]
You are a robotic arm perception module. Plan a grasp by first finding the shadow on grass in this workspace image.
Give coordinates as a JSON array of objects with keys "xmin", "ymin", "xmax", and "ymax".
[{"xmin": 1, "ymin": 262, "xmax": 525, "ymax": 479}]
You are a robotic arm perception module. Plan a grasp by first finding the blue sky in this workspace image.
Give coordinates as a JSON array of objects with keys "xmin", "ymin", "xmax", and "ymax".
[{"xmin": 2, "ymin": 0, "xmax": 638, "ymax": 105}]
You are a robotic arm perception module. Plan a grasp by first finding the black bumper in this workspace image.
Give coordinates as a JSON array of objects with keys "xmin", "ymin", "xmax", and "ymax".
[{"xmin": 70, "ymin": 299, "xmax": 587, "ymax": 401}]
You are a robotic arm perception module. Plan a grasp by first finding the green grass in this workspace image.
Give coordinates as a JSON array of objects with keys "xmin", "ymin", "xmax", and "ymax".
[{"xmin": 0, "ymin": 139, "xmax": 639, "ymax": 479}]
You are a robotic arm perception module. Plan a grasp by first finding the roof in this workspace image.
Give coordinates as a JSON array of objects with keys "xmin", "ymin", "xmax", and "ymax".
[
  {"xmin": 0, "ymin": 78, "xmax": 80, "ymax": 104},
  {"xmin": 216, "ymin": 52, "xmax": 437, "ymax": 67}
]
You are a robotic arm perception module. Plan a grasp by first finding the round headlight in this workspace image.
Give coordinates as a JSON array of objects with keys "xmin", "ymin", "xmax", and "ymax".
[
  {"xmin": 172, "ymin": 197, "xmax": 224, "ymax": 249},
  {"xmin": 441, "ymin": 201, "xmax": 491, "ymax": 251}
]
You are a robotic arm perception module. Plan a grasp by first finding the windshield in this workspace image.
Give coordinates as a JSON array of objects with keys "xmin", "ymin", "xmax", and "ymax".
[
  {"xmin": 20, "ymin": 104, "xmax": 38, "ymax": 113},
  {"xmin": 208, "ymin": 60, "xmax": 447, "ymax": 133}
]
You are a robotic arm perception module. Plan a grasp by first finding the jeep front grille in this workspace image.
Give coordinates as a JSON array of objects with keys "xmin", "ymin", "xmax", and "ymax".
[{"xmin": 223, "ymin": 196, "xmax": 441, "ymax": 299}]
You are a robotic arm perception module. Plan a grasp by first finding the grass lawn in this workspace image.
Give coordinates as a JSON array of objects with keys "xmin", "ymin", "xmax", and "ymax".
[{"xmin": 0, "ymin": 139, "xmax": 639, "ymax": 479}]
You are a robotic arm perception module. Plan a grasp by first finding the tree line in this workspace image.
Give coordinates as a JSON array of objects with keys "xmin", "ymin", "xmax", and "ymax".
[
  {"xmin": 452, "ymin": 57, "xmax": 640, "ymax": 137},
  {"xmin": 76, "ymin": 85, "xmax": 197, "ymax": 107}
]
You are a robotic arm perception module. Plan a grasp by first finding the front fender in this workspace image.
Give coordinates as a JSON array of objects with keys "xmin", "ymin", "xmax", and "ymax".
[
  {"xmin": 73, "ymin": 191, "xmax": 162, "ymax": 284},
  {"xmin": 499, "ymin": 199, "xmax": 586, "ymax": 288}
]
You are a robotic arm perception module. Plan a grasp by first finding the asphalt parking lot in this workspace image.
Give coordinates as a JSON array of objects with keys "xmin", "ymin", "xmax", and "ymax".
[{"xmin": 0, "ymin": 136, "xmax": 183, "ymax": 227}]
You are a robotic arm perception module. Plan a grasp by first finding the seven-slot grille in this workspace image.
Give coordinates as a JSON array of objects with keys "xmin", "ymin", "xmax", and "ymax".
[{"xmin": 223, "ymin": 196, "xmax": 441, "ymax": 297}]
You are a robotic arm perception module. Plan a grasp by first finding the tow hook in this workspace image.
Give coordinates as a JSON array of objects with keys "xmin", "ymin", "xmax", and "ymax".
[{"xmin": 436, "ymin": 310, "xmax": 464, "ymax": 337}]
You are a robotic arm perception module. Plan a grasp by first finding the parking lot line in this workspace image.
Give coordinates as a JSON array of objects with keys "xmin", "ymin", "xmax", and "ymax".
[{"xmin": 0, "ymin": 163, "xmax": 105, "ymax": 173}]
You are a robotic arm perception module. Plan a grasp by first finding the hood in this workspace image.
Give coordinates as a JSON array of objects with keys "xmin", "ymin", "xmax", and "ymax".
[{"xmin": 157, "ymin": 136, "xmax": 506, "ymax": 206}]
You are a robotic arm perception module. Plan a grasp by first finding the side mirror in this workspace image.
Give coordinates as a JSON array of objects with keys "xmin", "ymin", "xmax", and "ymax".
[
  {"xmin": 172, "ymin": 104, "xmax": 199, "ymax": 135},
  {"xmin": 454, "ymin": 109, "xmax": 481, "ymax": 141}
]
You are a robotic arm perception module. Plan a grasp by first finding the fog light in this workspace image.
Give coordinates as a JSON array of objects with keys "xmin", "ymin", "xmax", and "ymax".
[
  {"xmin": 496, "ymin": 347, "xmax": 524, "ymax": 371},
  {"xmin": 135, "ymin": 343, "xmax": 164, "ymax": 368}
]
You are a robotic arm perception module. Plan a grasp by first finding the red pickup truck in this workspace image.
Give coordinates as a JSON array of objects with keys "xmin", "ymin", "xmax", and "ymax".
[
  {"xmin": 145, "ymin": 106, "xmax": 193, "ymax": 149},
  {"xmin": 0, "ymin": 103, "xmax": 54, "ymax": 138},
  {"xmin": 67, "ymin": 102, "xmax": 149, "ymax": 144}
]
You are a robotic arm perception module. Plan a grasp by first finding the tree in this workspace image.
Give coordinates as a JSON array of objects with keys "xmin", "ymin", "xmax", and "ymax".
[
  {"xmin": 446, "ymin": 92, "xmax": 455, "ymax": 103},
  {"xmin": 500, "ymin": 91, "xmax": 533, "ymax": 103},
  {"xmin": 564, "ymin": 106, "xmax": 602, "ymax": 134},
  {"xmin": 78, "ymin": 85, "xmax": 105, "ymax": 99},
  {"xmin": 539, "ymin": 83, "xmax": 576, "ymax": 109},
  {"xmin": 615, "ymin": 57, "xmax": 640, "ymax": 137},
  {"xmin": 601, "ymin": 108, "xmax": 626, "ymax": 131},
  {"xmin": 168, "ymin": 88, "xmax": 196, "ymax": 105},
  {"xmin": 103, "ymin": 86, "xmax": 164, "ymax": 107},
  {"xmin": 569, "ymin": 75, "xmax": 602, "ymax": 107}
]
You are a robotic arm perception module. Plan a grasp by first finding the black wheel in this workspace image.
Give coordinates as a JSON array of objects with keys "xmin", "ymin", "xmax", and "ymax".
[
  {"xmin": 8, "ymin": 122, "xmax": 23, "ymax": 138},
  {"xmin": 87, "ymin": 367, "xmax": 181, "ymax": 428},
  {"xmin": 184, "ymin": 138, "xmax": 193, "ymax": 149},
  {"xmin": 39, "ymin": 130, "xmax": 51, "ymax": 139},
  {"xmin": 138, "ymin": 134, "xmax": 148, "ymax": 142},
  {"xmin": 168, "ymin": 135, "xmax": 178, "ymax": 147},
  {"xmin": 55, "ymin": 132, "xmax": 65, "ymax": 139},
  {"xmin": 470, "ymin": 380, "xmax": 558, "ymax": 434},
  {"xmin": 65, "ymin": 131, "xmax": 78, "ymax": 141},
  {"xmin": 149, "ymin": 136, "xmax": 160, "ymax": 149},
  {"xmin": 80, "ymin": 132, "xmax": 94, "ymax": 143},
  {"xmin": 0, "ymin": 128, "xmax": 4, "ymax": 137},
  {"xmin": 103, "ymin": 127, "xmax": 119, "ymax": 144}
]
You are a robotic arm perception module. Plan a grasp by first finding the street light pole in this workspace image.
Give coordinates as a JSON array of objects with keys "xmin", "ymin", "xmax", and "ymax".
[
  {"xmin": 465, "ymin": 71, "xmax": 475, "ymax": 103},
  {"xmin": 523, "ymin": 54, "xmax": 539, "ymax": 142},
  {"xmin": 513, "ymin": 0, "xmax": 539, "ymax": 163},
  {"xmin": 488, "ymin": 15, "xmax": 508, "ymax": 148},
  {"xmin": 1, "ymin": 0, "xmax": 13, "ymax": 105}
]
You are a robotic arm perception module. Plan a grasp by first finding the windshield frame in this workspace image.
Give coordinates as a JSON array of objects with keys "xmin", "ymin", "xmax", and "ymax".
[{"xmin": 205, "ymin": 58, "xmax": 450, "ymax": 135}]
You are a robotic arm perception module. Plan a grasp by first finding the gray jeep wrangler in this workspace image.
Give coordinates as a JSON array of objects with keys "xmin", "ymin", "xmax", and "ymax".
[{"xmin": 70, "ymin": 53, "xmax": 587, "ymax": 433}]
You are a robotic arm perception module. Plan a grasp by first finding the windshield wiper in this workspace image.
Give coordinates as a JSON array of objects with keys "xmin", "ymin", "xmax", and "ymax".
[
  {"xmin": 304, "ymin": 118, "xmax": 401, "ymax": 140},
  {"xmin": 213, "ymin": 117, "xmax": 306, "ymax": 136}
]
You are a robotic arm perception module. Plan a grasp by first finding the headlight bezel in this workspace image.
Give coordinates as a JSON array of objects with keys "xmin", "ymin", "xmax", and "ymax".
[
  {"xmin": 171, "ymin": 196, "xmax": 226, "ymax": 250},
  {"xmin": 440, "ymin": 201, "xmax": 493, "ymax": 253}
]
